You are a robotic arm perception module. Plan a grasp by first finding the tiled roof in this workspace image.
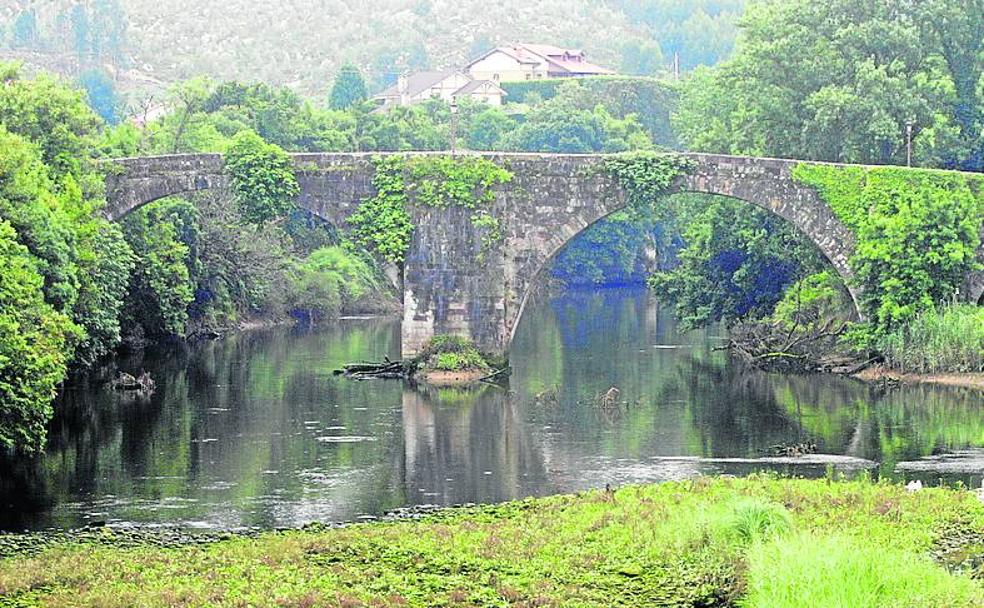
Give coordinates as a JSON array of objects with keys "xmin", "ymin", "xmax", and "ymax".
[
  {"xmin": 454, "ymin": 79, "xmax": 505, "ymax": 95},
  {"xmin": 375, "ymin": 70, "xmax": 456, "ymax": 98}
]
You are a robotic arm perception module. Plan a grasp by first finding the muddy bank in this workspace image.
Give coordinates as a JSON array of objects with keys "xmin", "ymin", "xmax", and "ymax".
[{"xmin": 854, "ymin": 366, "xmax": 984, "ymax": 392}]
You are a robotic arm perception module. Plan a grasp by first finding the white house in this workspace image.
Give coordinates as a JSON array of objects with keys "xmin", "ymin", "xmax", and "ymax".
[
  {"xmin": 466, "ymin": 43, "xmax": 616, "ymax": 83},
  {"xmin": 373, "ymin": 70, "xmax": 506, "ymax": 109}
]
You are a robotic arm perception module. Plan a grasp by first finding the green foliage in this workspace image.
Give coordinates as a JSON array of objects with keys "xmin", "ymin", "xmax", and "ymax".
[
  {"xmin": 419, "ymin": 335, "xmax": 490, "ymax": 371},
  {"xmin": 347, "ymin": 157, "xmax": 416, "ymax": 264},
  {"xmin": 877, "ymin": 304, "xmax": 984, "ymax": 374},
  {"xmin": 288, "ymin": 246, "xmax": 381, "ymax": 321},
  {"xmin": 674, "ymin": 0, "xmax": 983, "ymax": 170},
  {"xmin": 502, "ymin": 82, "xmax": 654, "ymax": 153},
  {"xmin": 72, "ymin": 222, "xmax": 135, "ymax": 365},
  {"xmin": 433, "ymin": 350, "xmax": 490, "ymax": 372},
  {"xmin": 463, "ymin": 106, "xmax": 516, "ymax": 151},
  {"xmin": 651, "ymin": 195, "xmax": 826, "ymax": 328},
  {"xmin": 348, "ymin": 155, "xmax": 512, "ymax": 264},
  {"xmin": 793, "ymin": 164, "xmax": 983, "ymax": 331},
  {"xmin": 122, "ymin": 200, "xmax": 196, "ymax": 337},
  {"xmin": 611, "ymin": 0, "xmax": 744, "ymax": 70},
  {"xmin": 188, "ymin": 191, "xmax": 293, "ymax": 329},
  {"xmin": 223, "ymin": 130, "xmax": 300, "ymax": 224},
  {"xmin": 501, "ymin": 77, "xmax": 680, "ymax": 147},
  {"xmin": 11, "ymin": 10, "xmax": 40, "ymax": 49},
  {"xmin": 722, "ymin": 498, "xmax": 793, "ymax": 544},
  {"xmin": 79, "ymin": 69, "xmax": 120, "ymax": 125},
  {"xmin": 771, "ymin": 270, "xmax": 854, "ymax": 329},
  {"xmin": 403, "ymin": 156, "xmax": 512, "ymax": 209},
  {"xmin": 551, "ymin": 212, "xmax": 657, "ymax": 286},
  {"xmin": 604, "ymin": 151, "xmax": 696, "ymax": 208},
  {"xmin": 0, "ymin": 63, "xmax": 102, "ymax": 179},
  {"xmin": 0, "ymin": 126, "xmax": 81, "ymax": 312},
  {"xmin": 2, "ymin": 477, "xmax": 983, "ymax": 605},
  {"xmin": 0, "ymin": 222, "xmax": 80, "ymax": 454},
  {"xmin": 328, "ymin": 65, "xmax": 368, "ymax": 110},
  {"xmin": 745, "ymin": 533, "xmax": 980, "ymax": 608}
]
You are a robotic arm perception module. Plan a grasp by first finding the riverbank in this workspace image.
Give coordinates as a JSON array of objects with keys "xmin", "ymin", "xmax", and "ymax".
[
  {"xmin": 2, "ymin": 476, "xmax": 982, "ymax": 607},
  {"xmin": 855, "ymin": 366, "xmax": 984, "ymax": 392}
]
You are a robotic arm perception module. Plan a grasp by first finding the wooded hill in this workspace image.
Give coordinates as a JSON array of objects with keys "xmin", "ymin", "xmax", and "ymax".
[{"xmin": 0, "ymin": 0, "xmax": 743, "ymax": 96}]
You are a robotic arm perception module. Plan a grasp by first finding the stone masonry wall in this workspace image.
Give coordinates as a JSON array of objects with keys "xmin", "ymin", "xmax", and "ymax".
[{"xmin": 103, "ymin": 152, "xmax": 983, "ymax": 356}]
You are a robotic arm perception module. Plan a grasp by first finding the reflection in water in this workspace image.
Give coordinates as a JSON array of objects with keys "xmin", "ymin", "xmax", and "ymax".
[{"xmin": 1, "ymin": 288, "xmax": 982, "ymax": 531}]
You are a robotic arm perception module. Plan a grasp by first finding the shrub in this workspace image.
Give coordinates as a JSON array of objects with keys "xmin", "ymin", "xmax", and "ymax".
[
  {"xmin": 287, "ymin": 246, "xmax": 382, "ymax": 321},
  {"xmin": 419, "ymin": 335, "xmax": 490, "ymax": 371}
]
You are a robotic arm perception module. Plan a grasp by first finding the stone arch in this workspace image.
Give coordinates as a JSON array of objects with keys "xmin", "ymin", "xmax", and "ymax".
[
  {"xmin": 102, "ymin": 153, "xmax": 377, "ymax": 228},
  {"xmin": 500, "ymin": 154, "xmax": 862, "ymax": 350}
]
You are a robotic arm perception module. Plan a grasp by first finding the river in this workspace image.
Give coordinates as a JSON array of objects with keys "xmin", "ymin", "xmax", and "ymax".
[{"xmin": 2, "ymin": 287, "xmax": 982, "ymax": 532}]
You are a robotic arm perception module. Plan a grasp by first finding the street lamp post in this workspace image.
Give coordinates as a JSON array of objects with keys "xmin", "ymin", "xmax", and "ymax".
[{"xmin": 450, "ymin": 98, "xmax": 459, "ymax": 156}]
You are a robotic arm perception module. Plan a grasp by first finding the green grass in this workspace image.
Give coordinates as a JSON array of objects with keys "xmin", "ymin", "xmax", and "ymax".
[
  {"xmin": 744, "ymin": 533, "xmax": 981, "ymax": 607},
  {"xmin": 419, "ymin": 335, "xmax": 491, "ymax": 372},
  {"xmin": 1, "ymin": 476, "xmax": 982, "ymax": 607},
  {"xmin": 878, "ymin": 303, "xmax": 984, "ymax": 373}
]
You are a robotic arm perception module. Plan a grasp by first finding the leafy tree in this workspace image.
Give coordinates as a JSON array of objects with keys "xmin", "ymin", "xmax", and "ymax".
[
  {"xmin": 72, "ymin": 223, "xmax": 134, "ymax": 365},
  {"xmin": 619, "ymin": 39, "xmax": 665, "ymax": 77},
  {"xmin": 0, "ymin": 64, "xmax": 102, "ymax": 179},
  {"xmin": 69, "ymin": 4, "xmax": 90, "ymax": 59},
  {"xmin": 463, "ymin": 106, "xmax": 516, "ymax": 150},
  {"xmin": 80, "ymin": 69, "xmax": 120, "ymax": 125},
  {"xmin": 502, "ymin": 82, "xmax": 652, "ymax": 153},
  {"xmin": 90, "ymin": 0, "xmax": 127, "ymax": 64},
  {"xmin": 551, "ymin": 212, "xmax": 656, "ymax": 286},
  {"xmin": 121, "ymin": 200, "xmax": 196, "ymax": 337},
  {"xmin": 0, "ymin": 127, "xmax": 80, "ymax": 313},
  {"xmin": 651, "ymin": 196, "xmax": 825, "ymax": 328},
  {"xmin": 224, "ymin": 130, "xmax": 300, "ymax": 224},
  {"xmin": 0, "ymin": 221, "xmax": 80, "ymax": 453},
  {"xmin": 329, "ymin": 65, "xmax": 368, "ymax": 110},
  {"xmin": 188, "ymin": 190, "xmax": 291, "ymax": 328},
  {"xmin": 12, "ymin": 10, "xmax": 40, "ymax": 49},
  {"xmin": 675, "ymin": 0, "xmax": 982, "ymax": 169}
]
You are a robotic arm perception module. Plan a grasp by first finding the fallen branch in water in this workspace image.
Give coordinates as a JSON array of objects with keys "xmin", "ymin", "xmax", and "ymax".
[
  {"xmin": 334, "ymin": 358, "xmax": 413, "ymax": 380},
  {"xmin": 478, "ymin": 367, "xmax": 511, "ymax": 384}
]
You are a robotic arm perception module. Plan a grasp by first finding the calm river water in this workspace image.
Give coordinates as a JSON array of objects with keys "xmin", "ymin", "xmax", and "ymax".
[{"xmin": 2, "ymin": 288, "xmax": 982, "ymax": 531}]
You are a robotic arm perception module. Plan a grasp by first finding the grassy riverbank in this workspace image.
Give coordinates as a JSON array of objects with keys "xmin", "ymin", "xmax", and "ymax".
[{"xmin": 2, "ymin": 476, "xmax": 983, "ymax": 607}]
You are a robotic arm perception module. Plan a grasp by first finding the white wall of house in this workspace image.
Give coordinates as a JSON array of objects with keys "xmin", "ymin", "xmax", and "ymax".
[
  {"xmin": 467, "ymin": 51, "xmax": 547, "ymax": 82},
  {"xmin": 410, "ymin": 72, "xmax": 473, "ymax": 103}
]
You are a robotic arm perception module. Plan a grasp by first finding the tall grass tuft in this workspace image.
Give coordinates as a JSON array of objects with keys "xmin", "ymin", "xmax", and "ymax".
[
  {"xmin": 878, "ymin": 303, "xmax": 984, "ymax": 374},
  {"xmin": 724, "ymin": 499, "xmax": 793, "ymax": 544},
  {"xmin": 743, "ymin": 533, "xmax": 981, "ymax": 607}
]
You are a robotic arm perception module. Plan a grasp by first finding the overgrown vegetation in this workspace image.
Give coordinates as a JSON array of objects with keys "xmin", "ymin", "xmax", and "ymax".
[
  {"xmin": 0, "ymin": 64, "xmax": 402, "ymax": 453},
  {"xmin": 348, "ymin": 155, "xmax": 512, "ymax": 265},
  {"xmin": 878, "ymin": 304, "xmax": 984, "ymax": 374},
  {"xmin": 417, "ymin": 335, "xmax": 491, "ymax": 373},
  {"xmin": 793, "ymin": 164, "xmax": 983, "ymax": 337},
  {"xmin": 0, "ymin": 476, "xmax": 981, "ymax": 606},
  {"xmin": 223, "ymin": 130, "xmax": 300, "ymax": 224}
]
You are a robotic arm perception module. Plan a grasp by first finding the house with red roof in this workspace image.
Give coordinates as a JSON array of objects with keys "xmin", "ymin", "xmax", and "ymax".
[{"xmin": 465, "ymin": 43, "xmax": 616, "ymax": 83}]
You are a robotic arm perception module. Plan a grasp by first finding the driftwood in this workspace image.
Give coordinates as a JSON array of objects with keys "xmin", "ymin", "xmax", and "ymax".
[
  {"xmin": 111, "ymin": 371, "xmax": 156, "ymax": 392},
  {"xmin": 478, "ymin": 367, "xmax": 511, "ymax": 384},
  {"xmin": 726, "ymin": 318, "xmax": 849, "ymax": 372},
  {"xmin": 334, "ymin": 357, "xmax": 412, "ymax": 380}
]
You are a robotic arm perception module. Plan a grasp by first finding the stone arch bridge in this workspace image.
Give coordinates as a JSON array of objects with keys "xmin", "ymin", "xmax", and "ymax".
[{"xmin": 104, "ymin": 152, "xmax": 984, "ymax": 357}]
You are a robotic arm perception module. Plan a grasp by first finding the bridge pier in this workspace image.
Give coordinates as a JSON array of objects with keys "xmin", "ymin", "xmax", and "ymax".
[{"xmin": 401, "ymin": 204, "xmax": 510, "ymax": 357}]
